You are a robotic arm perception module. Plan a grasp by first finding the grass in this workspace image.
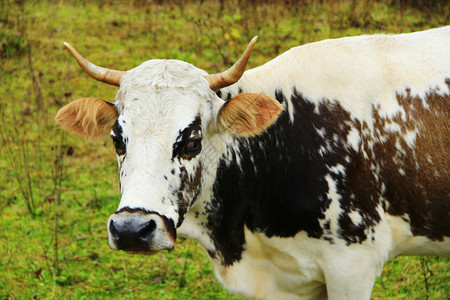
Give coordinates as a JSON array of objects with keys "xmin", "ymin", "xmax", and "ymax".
[{"xmin": 0, "ymin": 0, "xmax": 449, "ymax": 299}]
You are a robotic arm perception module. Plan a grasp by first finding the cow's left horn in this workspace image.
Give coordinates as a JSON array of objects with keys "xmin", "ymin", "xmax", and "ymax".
[
  {"xmin": 205, "ymin": 36, "xmax": 258, "ymax": 91},
  {"xmin": 63, "ymin": 42, "xmax": 125, "ymax": 87}
]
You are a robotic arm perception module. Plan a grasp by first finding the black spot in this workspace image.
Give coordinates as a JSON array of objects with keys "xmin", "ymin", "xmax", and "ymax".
[
  {"xmin": 163, "ymin": 175, "xmax": 168, "ymax": 180},
  {"xmin": 275, "ymin": 88, "xmax": 286, "ymax": 103},
  {"xmin": 323, "ymin": 236, "xmax": 334, "ymax": 244},
  {"xmin": 207, "ymin": 249, "xmax": 217, "ymax": 259},
  {"xmin": 115, "ymin": 207, "xmax": 152, "ymax": 214},
  {"xmin": 104, "ymin": 100, "xmax": 115, "ymax": 107},
  {"xmin": 217, "ymin": 90, "xmax": 234, "ymax": 102},
  {"xmin": 111, "ymin": 121, "xmax": 126, "ymax": 156},
  {"xmin": 171, "ymin": 169, "xmax": 175, "ymax": 175},
  {"xmin": 323, "ymin": 220, "xmax": 331, "ymax": 230}
]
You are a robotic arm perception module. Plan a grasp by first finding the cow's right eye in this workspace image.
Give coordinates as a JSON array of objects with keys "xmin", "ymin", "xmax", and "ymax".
[{"xmin": 112, "ymin": 136, "xmax": 126, "ymax": 156}]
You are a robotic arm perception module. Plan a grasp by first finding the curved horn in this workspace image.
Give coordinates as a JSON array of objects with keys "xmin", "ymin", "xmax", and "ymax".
[
  {"xmin": 206, "ymin": 36, "xmax": 258, "ymax": 91},
  {"xmin": 63, "ymin": 42, "xmax": 125, "ymax": 87}
]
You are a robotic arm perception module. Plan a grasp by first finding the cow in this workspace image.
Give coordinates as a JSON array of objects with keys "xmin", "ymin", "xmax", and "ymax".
[{"xmin": 55, "ymin": 26, "xmax": 450, "ymax": 300}]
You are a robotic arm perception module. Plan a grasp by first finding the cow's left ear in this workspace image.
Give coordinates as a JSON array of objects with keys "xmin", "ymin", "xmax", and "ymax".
[{"xmin": 217, "ymin": 93, "xmax": 284, "ymax": 137}]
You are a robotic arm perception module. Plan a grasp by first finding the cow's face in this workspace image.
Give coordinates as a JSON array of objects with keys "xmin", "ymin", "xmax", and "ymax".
[
  {"xmin": 55, "ymin": 41, "xmax": 283, "ymax": 254},
  {"xmin": 107, "ymin": 60, "xmax": 218, "ymax": 252}
]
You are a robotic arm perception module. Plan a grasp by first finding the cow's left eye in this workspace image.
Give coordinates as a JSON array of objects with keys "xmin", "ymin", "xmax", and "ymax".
[{"xmin": 182, "ymin": 138, "xmax": 202, "ymax": 157}]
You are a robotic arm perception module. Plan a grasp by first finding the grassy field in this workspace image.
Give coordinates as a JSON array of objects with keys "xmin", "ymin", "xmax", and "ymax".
[{"xmin": 0, "ymin": 0, "xmax": 449, "ymax": 299}]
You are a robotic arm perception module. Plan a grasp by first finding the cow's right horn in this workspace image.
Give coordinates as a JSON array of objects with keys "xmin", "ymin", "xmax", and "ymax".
[
  {"xmin": 205, "ymin": 36, "xmax": 258, "ymax": 91},
  {"xmin": 63, "ymin": 42, "xmax": 125, "ymax": 87}
]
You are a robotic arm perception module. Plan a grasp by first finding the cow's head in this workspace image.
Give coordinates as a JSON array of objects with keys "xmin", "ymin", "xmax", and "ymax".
[{"xmin": 56, "ymin": 38, "xmax": 283, "ymax": 254}]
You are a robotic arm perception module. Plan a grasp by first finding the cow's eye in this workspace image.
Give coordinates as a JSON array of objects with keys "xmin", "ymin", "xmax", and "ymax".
[
  {"xmin": 181, "ymin": 138, "xmax": 202, "ymax": 157},
  {"xmin": 185, "ymin": 139, "xmax": 202, "ymax": 152}
]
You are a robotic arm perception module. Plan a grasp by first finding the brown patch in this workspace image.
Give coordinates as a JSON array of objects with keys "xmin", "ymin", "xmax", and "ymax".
[
  {"xmin": 371, "ymin": 82, "xmax": 450, "ymax": 240},
  {"xmin": 55, "ymin": 97, "xmax": 118, "ymax": 138},
  {"xmin": 218, "ymin": 93, "xmax": 284, "ymax": 137},
  {"xmin": 176, "ymin": 163, "xmax": 203, "ymax": 227},
  {"xmin": 312, "ymin": 99, "xmax": 382, "ymax": 244},
  {"xmin": 327, "ymin": 80, "xmax": 450, "ymax": 242}
]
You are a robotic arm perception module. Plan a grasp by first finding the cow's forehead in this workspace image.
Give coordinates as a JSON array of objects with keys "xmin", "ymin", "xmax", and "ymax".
[
  {"xmin": 115, "ymin": 59, "xmax": 215, "ymax": 134},
  {"xmin": 119, "ymin": 59, "xmax": 210, "ymax": 95}
]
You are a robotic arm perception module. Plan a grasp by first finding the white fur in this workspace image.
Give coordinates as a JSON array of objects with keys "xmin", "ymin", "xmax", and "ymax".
[{"xmin": 348, "ymin": 210, "xmax": 363, "ymax": 226}]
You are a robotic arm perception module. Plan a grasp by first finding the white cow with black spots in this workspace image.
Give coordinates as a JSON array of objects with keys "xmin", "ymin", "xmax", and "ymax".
[{"xmin": 56, "ymin": 26, "xmax": 450, "ymax": 299}]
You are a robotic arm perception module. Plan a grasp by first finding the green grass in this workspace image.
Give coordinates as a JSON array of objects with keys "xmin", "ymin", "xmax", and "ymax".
[{"xmin": 0, "ymin": 0, "xmax": 449, "ymax": 299}]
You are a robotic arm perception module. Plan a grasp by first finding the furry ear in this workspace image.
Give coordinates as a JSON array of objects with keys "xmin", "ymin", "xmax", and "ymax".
[
  {"xmin": 55, "ymin": 98, "xmax": 118, "ymax": 139},
  {"xmin": 217, "ymin": 93, "xmax": 283, "ymax": 137}
]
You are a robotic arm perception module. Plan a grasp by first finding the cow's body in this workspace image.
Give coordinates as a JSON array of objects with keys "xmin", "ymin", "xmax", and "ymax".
[
  {"xmin": 57, "ymin": 26, "xmax": 450, "ymax": 299},
  {"xmin": 176, "ymin": 27, "xmax": 450, "ymax": 299}
]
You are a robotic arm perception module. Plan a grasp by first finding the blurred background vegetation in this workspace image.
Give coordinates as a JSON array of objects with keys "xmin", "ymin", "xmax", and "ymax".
[{"xmin": 0, "ymin": 0, "xmax": 449, "ymax": 299}]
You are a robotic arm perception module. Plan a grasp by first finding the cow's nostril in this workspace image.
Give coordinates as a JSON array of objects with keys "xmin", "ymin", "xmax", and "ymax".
[
  {"xmin": 109, "ymin": 220, "xmax": 119, "ymax": 240},
  {"xmin": 139, "ymin": 220, "xmax": 156, "ymax": 241}
]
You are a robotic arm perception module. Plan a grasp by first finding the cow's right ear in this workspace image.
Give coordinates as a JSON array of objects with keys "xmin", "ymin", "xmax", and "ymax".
[{"xmin": 55, "ymin": 97, "xmax": 118, "ymax": 139}]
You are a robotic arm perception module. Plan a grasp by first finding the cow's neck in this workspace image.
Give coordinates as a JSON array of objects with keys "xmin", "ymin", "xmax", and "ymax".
[{"xmin": 181, "ymin": 86, "xmax": 351, "ymax": 266}]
